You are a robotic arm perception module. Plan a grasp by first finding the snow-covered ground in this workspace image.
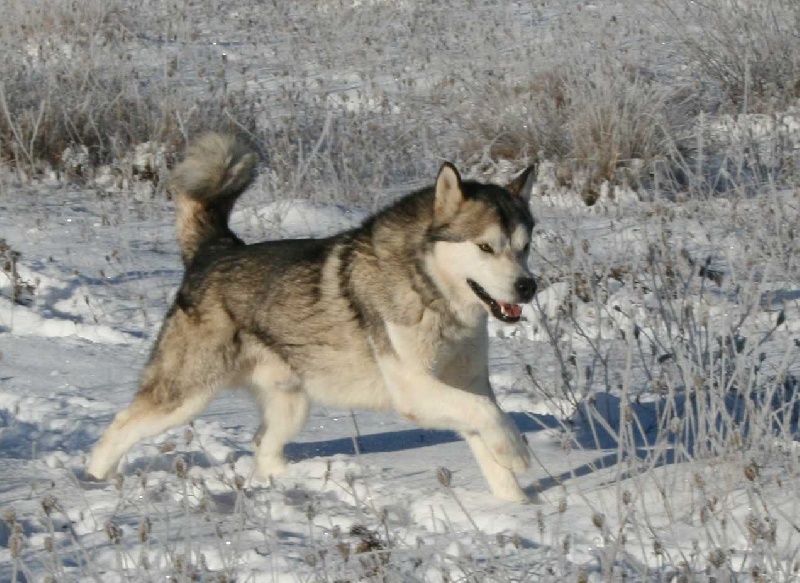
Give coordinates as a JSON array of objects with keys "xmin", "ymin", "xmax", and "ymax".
[
  {"xmin": 1, "ymin": 0, "xmax": 799, "ymax": 580},
  {"xmin": 1, "ymin": 170, "xmax": 798, "ymax": 581}
]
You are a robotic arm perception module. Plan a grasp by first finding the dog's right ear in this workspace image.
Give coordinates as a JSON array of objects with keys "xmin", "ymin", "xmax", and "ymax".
[
  {"xmin": 435, "ymin": 162, "xmax": 463, "ymax": 221},
  {"xmin": 505, "ymin": 164, "xmax": 537, "ymax": 199}
]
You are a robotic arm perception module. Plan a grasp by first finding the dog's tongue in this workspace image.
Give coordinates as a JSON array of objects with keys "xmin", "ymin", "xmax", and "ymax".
[{"xmin": 500, "ymin": 303, "xmax": 522, "ymax": 319}]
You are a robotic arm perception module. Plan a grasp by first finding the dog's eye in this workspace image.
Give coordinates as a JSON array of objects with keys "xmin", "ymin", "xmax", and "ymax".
[{"xmin": 477, "ymin": 243, "xmax": 494, "ymax": 254}]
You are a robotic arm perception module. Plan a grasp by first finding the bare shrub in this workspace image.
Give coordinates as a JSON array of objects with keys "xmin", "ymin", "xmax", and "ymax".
[
  {"xmin": 0, "ymin": 0, "xmax": 256, "ymax": 176},
  {"xmin": 255, "ymin": 103, "xmax": 436, "ymax": 207},
  {"xmin": 459, "ymin": 70, "xmax": 569, "ymax": 164},
  {"xmin": 0, "ymin": 238, "xmax": 35, "ymax": 305},
  {"xmin": 656, "ymin": 0, "xmax": 800, "ymax": 113},
  {"xmin": 0, "ymin": 62, "xmax": 257, "ymax": 178},
  {"xmin": 562, "ymin": 64, "xmax": 690, "ymax": 196},
  {"xmin": 460, "ymin": 61, "xmax": 697, "ymax": 198}
]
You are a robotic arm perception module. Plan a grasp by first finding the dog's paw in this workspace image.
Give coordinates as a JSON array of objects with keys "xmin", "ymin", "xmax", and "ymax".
[
  {"xmin": 494, "ymin": 483, "xmax": 531, "ymax": 503},
  {"xmin": 86, "ymin": 453, "xmax": 116, "ymax": 482},
  {"xmin": 254, "ymin": 454, "xmax": 289, "ymax": 481},
  {"xmin": 485, "ymin": 468, "xmax": 531, "ymax": 503},
  {"xmin": 482, "ymin": 415, "xmax": 530, "ymax": 473},
  {"xmin": 84, "ymin": 469, "xmax": 110, "ymax": 483}
]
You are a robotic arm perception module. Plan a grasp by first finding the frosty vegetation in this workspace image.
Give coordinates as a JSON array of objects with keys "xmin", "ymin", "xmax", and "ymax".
[{"xmin": 0, "ymin": 0, "xmax": 798, "ymax": 581}]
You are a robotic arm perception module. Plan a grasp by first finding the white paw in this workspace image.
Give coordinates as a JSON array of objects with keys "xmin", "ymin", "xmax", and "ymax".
[
  {"xmin": 482, "ymin": 414, "xmax": 530, "ymax": 473},
  {"xmin": 254, "ymin": 454, "xmax": 288, "ymax": 481},
  {"xmin": 86, "ymin": 450, "xmax": 117, "ymax": 481},
  {"xmin": 494, "ymin": 483, "xmax": 531, "ymax": 503},
  {"xmin": 484, "ymin": 466, "xmax": 530, "ymax": 502}
]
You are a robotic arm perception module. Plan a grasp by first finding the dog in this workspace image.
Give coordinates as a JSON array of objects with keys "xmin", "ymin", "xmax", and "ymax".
[{"xmin": 88, "ymin": 133, "xmax": 538, "ymax": 502}]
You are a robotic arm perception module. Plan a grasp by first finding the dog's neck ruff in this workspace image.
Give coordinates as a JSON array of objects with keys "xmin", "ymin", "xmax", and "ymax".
[{"xmin": 407, "ymin": 253, "xmax": 487, "ymax": 334}]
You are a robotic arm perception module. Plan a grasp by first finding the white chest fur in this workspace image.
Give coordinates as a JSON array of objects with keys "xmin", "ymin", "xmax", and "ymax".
[{"xmin": 386, "ymin": 309, "xmax": 488, "ymax": 382}]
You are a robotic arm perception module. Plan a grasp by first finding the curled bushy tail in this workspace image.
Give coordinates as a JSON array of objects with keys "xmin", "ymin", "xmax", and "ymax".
[{"xmin": 169, "ymin": 133, "xmax": 258, "ymax": 266}]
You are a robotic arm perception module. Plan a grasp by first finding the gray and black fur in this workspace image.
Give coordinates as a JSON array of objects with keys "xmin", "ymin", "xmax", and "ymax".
[{"xmin": 88, "ymin": 133, "xmax": 538, "ymax": 502}]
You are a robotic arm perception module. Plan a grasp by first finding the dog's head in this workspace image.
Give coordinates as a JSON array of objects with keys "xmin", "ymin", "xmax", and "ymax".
[{"xmin": 427, "ymin": 163, "xmax": 537, "ymax": 324}]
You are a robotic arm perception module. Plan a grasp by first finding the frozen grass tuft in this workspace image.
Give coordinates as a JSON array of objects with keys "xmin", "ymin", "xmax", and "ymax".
[
  {"xmin": 522, "ymin": 178, "xmax": 800, "ymax": 579},
  {"xmin": 561, "ymin": 63, "xmax": 691, "ymax": 200},
  {"xmin": 655, "ymin": 0, "xmax": 800, "ymax": 113},
  {"xmin": 0, "ymin": 0, "xmax": 256, "ymax": 177},
  {"xmin": 2, "ymin": 0, "xmax": 798, "ymax": 200}
]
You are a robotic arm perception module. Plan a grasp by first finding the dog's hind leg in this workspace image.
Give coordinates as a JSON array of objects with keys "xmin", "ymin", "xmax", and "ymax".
[
  {"xmin": 253, "ymin": 389, "xmax": 309, "ymax": 480},
  {"xmin": 250, "ymin": 360, "xmax": 309, "ymax": 480},
  {"xmin": 87, "ymin": 389, "xmax": 215, "ymax": 480},
  {"xmin": 87, "ymin": 305, "xmax": 236, "ymax": 480}
]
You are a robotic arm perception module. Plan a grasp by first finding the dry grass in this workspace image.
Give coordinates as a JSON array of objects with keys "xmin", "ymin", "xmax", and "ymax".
[
  {"xmin": 1, "ymin": 0, "xmax": 797, "ymax": 203},
  {"xmin": 0, "ymin": 0, "xmax": 257, "ymax": 177},
  {"xmin": 656, "ymin": 0, "xmax": 800, "ymax": 113},
  {"xmin": 563, "ymin": 65, "xmax": 687, "ymax": 197},
  {"xmin": 0, "ymin": 49, "xmax": 256, "ymax": 177},
  {"xmin": 460, "ymin": 61, "xmax": 698, "ymax": 199},
  {"xmin": 459, "ymin": 70, "xmax": 569, "ymax": 164}
]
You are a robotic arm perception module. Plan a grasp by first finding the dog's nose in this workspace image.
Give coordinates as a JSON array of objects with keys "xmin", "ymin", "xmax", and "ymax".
[{"xmin": 515, "ymin": 277, "xmax": 537, "ymax": 302}]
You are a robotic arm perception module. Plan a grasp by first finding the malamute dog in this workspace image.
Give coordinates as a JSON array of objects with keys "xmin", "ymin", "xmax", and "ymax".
[{"xmin": 88, "ymin": 133, "xmax": 537, "ymax": 501}]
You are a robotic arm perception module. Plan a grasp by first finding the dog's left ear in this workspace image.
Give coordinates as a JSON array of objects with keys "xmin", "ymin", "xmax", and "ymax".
[
  {"xmin": 435, "ymin": 162, "xmax": 463, "ymax": 221},
  {"xmin": 505, "ymin": 164, "xmax": 537, "ymax": 199}
]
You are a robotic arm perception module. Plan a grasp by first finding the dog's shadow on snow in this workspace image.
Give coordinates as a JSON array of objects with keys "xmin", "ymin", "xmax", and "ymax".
[
  {"xmin": 283, "ymin": 412, "xmax": 558, "ymax": 460},
  {"xmin": 281, "ymin": 378, "xmax": 799, "ymax": 498},
  {"xmin": 528, "ymin": 382, "xmax": 800, "ymax": 495},
  {"xmin": 279, "ymin": 412, "xmax": 617, "ymax": 501}
]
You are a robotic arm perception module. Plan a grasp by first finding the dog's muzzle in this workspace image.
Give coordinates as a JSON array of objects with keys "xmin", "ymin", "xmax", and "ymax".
[{"xmin": 467, "ymin": 278, "xmax": 536, "ymax": 323}]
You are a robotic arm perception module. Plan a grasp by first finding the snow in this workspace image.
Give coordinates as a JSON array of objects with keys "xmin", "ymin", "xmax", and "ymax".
[
  {"xmin": 1, "ymin": 177, "xmax": 797, "ymax": 581},
  {"xmin": 1, "ymin": 0, "xmax": 799, "ymax": 579}
]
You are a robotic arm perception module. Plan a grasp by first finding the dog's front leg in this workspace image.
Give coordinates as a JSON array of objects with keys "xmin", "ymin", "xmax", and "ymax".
[
  {"xmin": 376, "ymin": 355, "xmax": 530, "ymax": 475},
  {"xmin": 462, "ymin": 432, "xmax": 529, "ymax": 502},
  {"xmin": 458, "ymin": 376, "xmax": 530, "ymax": 502}
]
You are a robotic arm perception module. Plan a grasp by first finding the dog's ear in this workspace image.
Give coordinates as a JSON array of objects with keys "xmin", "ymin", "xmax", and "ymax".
[
  {"xmin": 505, "ymin": 164, "xmax": 537, "ymax": 199},
  {"xmin": 434, "ymin": 162, "xmax": 463, "ymax": 221}
]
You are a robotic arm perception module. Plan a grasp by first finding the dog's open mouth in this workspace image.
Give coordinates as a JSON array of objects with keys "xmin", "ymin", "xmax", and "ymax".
[{"xmin": 467, "ymin": 279, "xmax": 523, "ymax": 323}]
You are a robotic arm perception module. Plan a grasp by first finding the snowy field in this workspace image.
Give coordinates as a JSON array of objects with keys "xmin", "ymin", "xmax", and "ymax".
[{"xmin": 1, "ymin": 0, "xmax": 799, "ymax": 581}]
